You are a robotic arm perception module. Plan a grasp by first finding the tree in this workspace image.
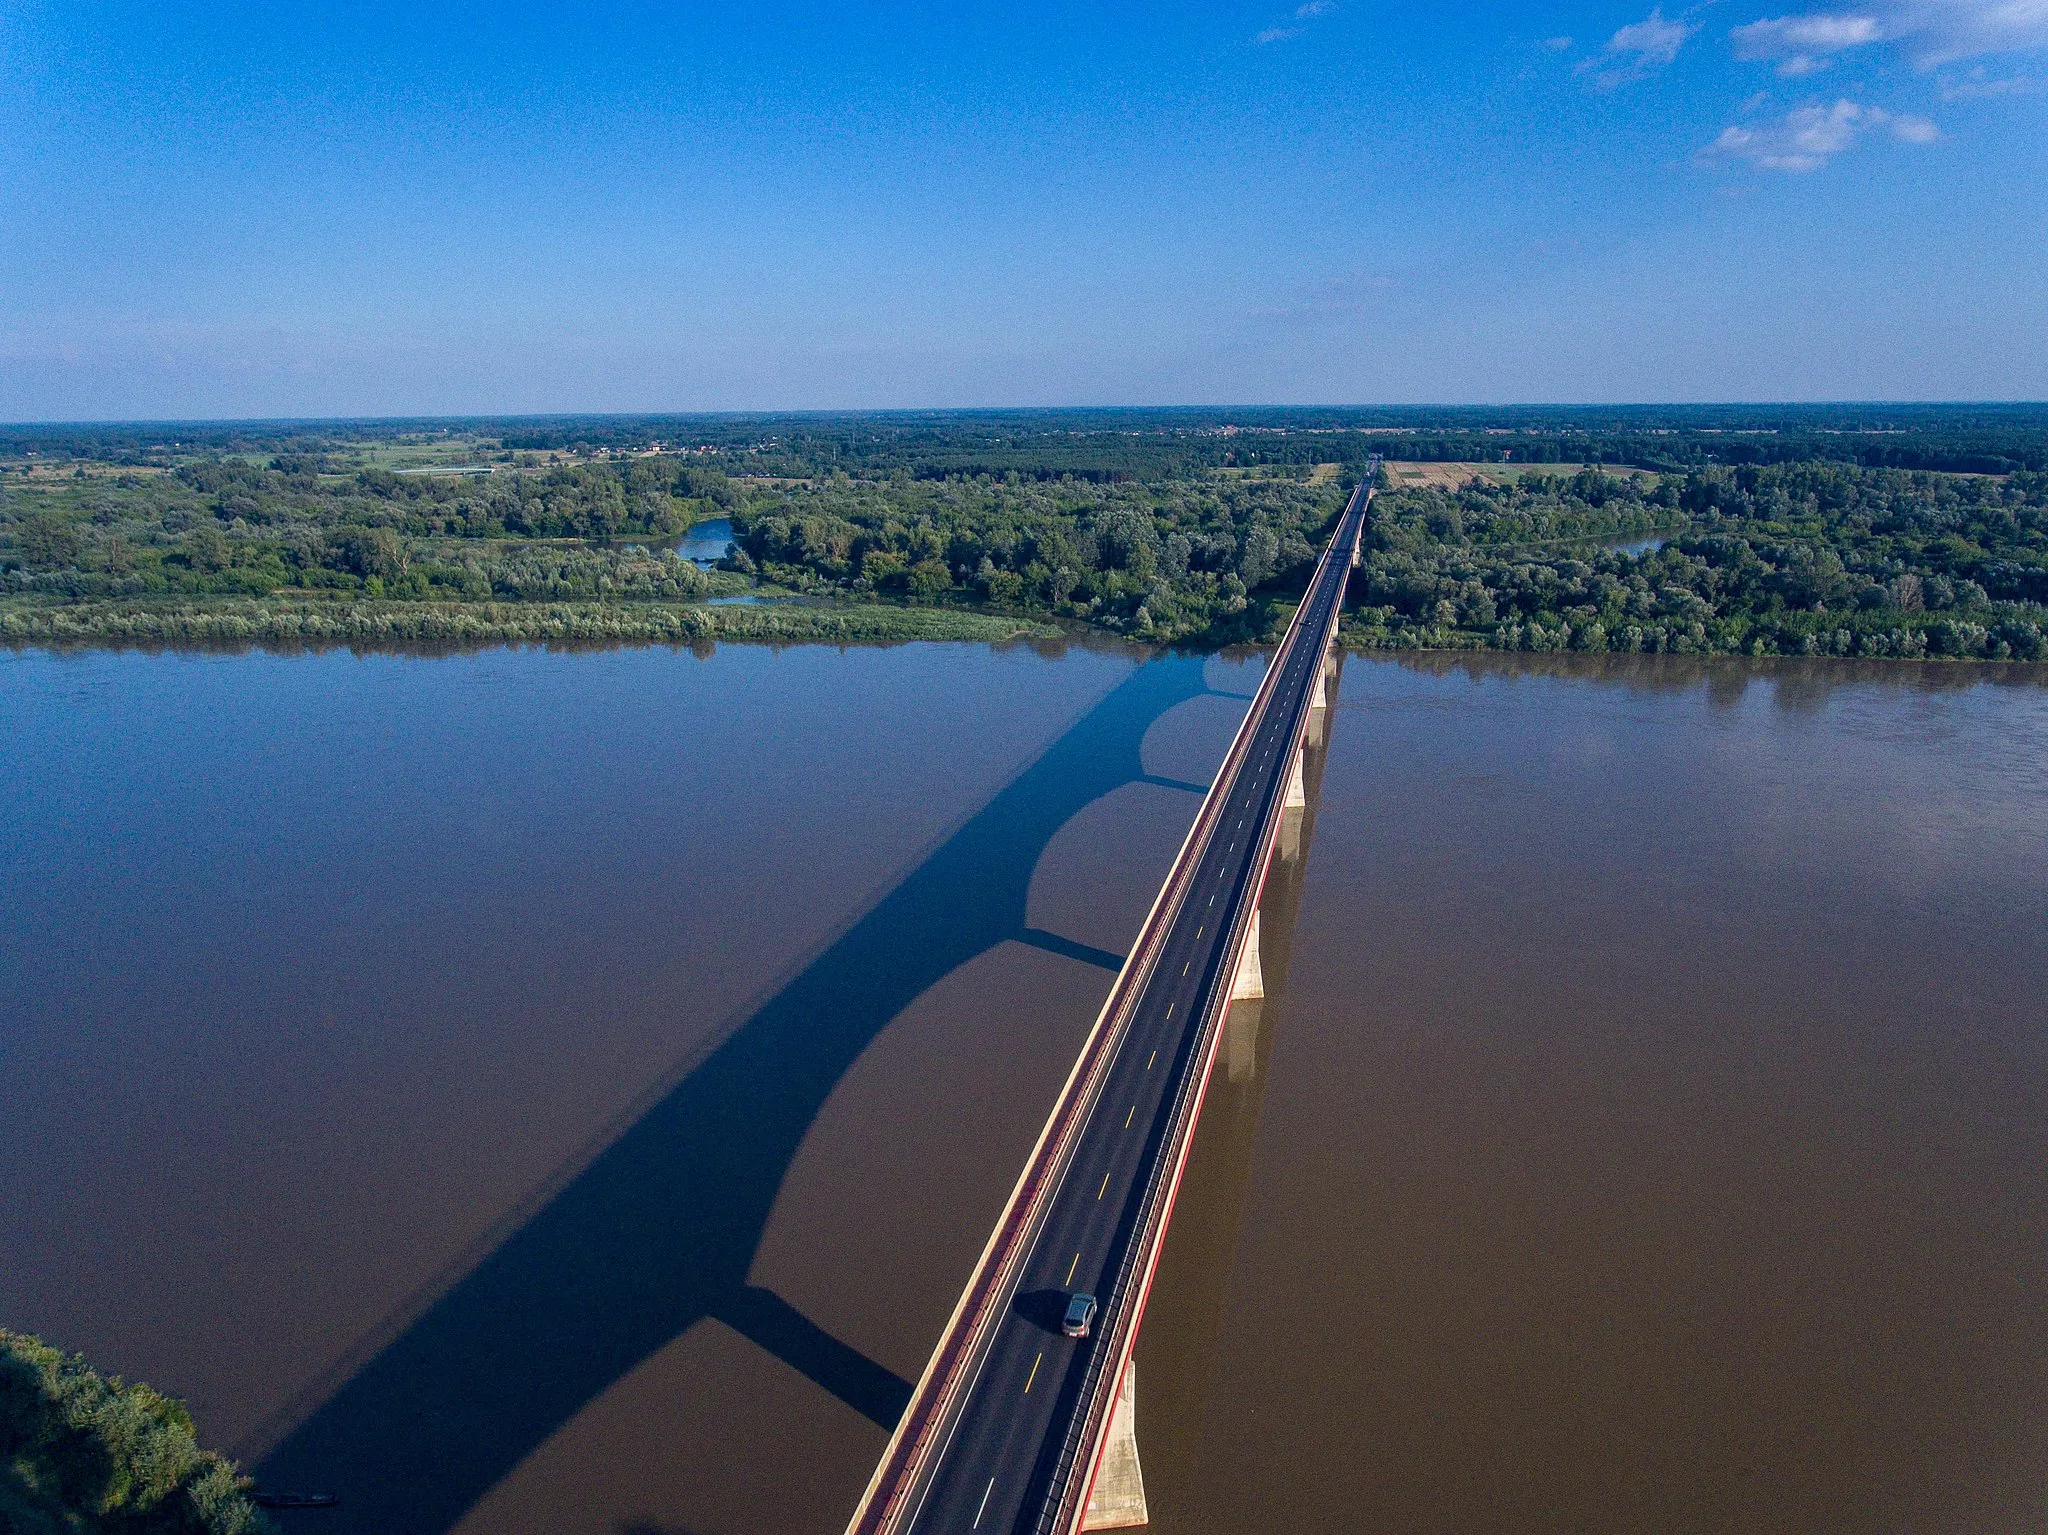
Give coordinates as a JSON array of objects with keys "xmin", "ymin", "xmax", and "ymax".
[
  {"xmin": 0, "ymin": 1329, "xmax": 273, "ymax": 1534},
  {"xmin": 12, "ymin": 513, "xmax": 81, "ymax": 569},
  {"xmin": 325, "ymin": 526, "xmax": 403, "ymax": 581},
  {"xmin": 180, "ymin": 526, "xmax": 232, "ymax": 574},
  {"xmin": 1240, "ymin": 525, "xmax": 1280, "ymax": 588}
]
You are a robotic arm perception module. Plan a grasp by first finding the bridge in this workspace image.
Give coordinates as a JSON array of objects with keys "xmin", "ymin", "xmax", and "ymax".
[{"xmin": 845, "ymin": 462, "xmax": 1378, "ymax": 1535}]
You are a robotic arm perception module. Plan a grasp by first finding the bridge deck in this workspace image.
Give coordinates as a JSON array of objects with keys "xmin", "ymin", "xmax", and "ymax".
[{"xmin": 848, "ymin": 465, "xmax": 1377, "ymax": 1535}]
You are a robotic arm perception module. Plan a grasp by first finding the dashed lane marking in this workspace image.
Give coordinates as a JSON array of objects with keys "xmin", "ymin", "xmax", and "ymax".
[
  {"xmin": 974, "ymin": 1477, "xmax": 996, "ymax": 1529},
  {"xmin": 1025, "ymin": 1352, "xmax": 1043, "ymax": 1395}
]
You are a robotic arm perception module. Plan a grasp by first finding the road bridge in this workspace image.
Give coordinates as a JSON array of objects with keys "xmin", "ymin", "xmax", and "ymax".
[{"xmin": 845, "ymin": 462, "xmax": 1378, "ymax": 1535}]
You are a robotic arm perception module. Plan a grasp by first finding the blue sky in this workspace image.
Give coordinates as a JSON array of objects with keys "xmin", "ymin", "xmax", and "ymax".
[{"xmin": 2, "ymin": 0, "xmax": 2044, "ymax": 417}]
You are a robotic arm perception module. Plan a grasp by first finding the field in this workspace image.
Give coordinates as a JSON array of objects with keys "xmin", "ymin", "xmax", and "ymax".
[{"xmin": 1381, "ymin": 461, "xmax": 1659, "ymax": 490}]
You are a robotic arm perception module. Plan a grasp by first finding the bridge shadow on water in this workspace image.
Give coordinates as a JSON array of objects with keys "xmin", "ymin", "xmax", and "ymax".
[{"xmin": 256, "ymin": 654, "xmax": 1219, "ymax": 1535}]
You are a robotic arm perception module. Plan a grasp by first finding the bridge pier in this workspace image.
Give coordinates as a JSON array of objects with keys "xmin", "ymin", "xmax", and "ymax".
[
  {"xmin": 1082, "ymin": 1361, "xmax": 1149, "ymax": 1531},
  {"xmin": 1223, "ymin": 996, "xmax": 1264, "ymax": 1083},
  {"xmin": 1230, "ymin": 910, "xmax": 1264, "ymax": 1000},
  {"xmin": 1284, "ymin": 750, "xmax": 1307, "ymax": 811}
]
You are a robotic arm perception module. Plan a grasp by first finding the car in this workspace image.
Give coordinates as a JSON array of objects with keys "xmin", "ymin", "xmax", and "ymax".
[{"xmin": 1062, "ymin": 1292, "xmax": 1098, "ymax": 1339}]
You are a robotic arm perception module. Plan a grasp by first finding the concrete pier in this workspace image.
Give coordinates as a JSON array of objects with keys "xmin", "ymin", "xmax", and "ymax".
[
  {"xmin": 1278, "ymin": 800, "xmax": 1303, "ymax": 862},
  {"xmin": 1082, "ymin": 1362, "xmax": 1149, "ymax": 1531},
  {"xmin": 1230, "ymin": 910, "xmax": 1264, "ymax": 1000},
  {"xmin": 1284, "ymin": 751, "xmax": 1307, "ymax": 810},
  {"xmin": 1222, "ymin": 996, "xmax": 1264, "ymax": 1083}
]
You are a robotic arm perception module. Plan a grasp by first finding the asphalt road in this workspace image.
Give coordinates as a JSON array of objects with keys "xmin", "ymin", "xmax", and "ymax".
[{"xmin": 894, "ymin": 475, "xmax": 1373, "ymax": 1535}]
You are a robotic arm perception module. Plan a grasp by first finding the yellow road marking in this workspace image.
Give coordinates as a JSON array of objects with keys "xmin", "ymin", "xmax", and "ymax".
[
  {"xmin": 1125, "ymin": 1104, "xmax": 1136, "ymax": 1129},
  {"xmin": 1025, "ymin": 1351, "xmax": 1043, "ymax": 1395},
  {"xmin": 1146, "ymin": 1050, "xmax": 1157, "ymax": 1069},
  {"xmin": 1065, "ymin": 1252, "xmax": 1080, "ymax": 1285},
  {"xmin": 1098, "ymin": 1172, "xmax": 1111, "ymax": 1200}
]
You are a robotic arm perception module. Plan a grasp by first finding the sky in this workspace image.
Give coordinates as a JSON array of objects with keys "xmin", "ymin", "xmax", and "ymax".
[{"xmin": 2, "ymin": 0, "xmax": 2045, "ymax": 418}]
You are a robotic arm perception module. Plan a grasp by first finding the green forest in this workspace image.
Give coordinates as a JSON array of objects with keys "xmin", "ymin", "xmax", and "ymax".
[{"xmin": 2, "ymin": 410, "xmax": 2044, "ymax": 658}]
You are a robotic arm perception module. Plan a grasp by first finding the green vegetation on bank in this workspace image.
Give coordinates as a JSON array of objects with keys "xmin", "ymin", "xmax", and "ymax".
[
  {"xmin": 2, "ymin": 411, "xmax": 2044, "ymax": 658},
  {"xmin": 0, "ymin": 1330, "xmax": 271, "ymax": 1535},
  {"xmin": 1353, "ymin": 462, "xmax": 2048, "ymax": 660},
  {"xmin": 0, "ymin": 598, "xmax": 1060, "ymax": 648}
]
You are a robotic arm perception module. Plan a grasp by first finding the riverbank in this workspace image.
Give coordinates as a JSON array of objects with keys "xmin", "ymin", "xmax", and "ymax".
[
  {"xmin": 0, "ymin": 597, "xmax": 1064, "ymax": 649},
  {"xmin": 9, "ymin": 591, "xmax": 2045, "ymax": 663}
]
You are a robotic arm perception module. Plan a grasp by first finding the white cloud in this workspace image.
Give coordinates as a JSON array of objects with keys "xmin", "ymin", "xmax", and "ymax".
[
  {"xmin": 1735, "ymin": 12, "xmax": 1886, "ymax": 56},
  {"xmin": 1730, "ymin": 1, "xmax": 2048, "ymax": 71},
  {"xmin": 1610, "ymin": 7, "xmax": 1699, "ymax": 62},
  {"xmin": 1255, "ymin": 0, "xmax": 1336, "ymax": 44},
  {"xmin": 1940, "ymin": 65, "xmax": 2045, "ymax": 93},
  {"xmin": 1543, "ymin": 35, "xmax": 1577, "ymax": 50},
  {"xmin": 1582, "ymin": 7, "xmax": 1699, "ymax": 84},
  {"xmin": 1734, "ymin": 10, "xmax": 1885, "ymax": 71},
  {"xmin": 1698, "ymin": 98, "xmax": 1941, "ymax": 169}
]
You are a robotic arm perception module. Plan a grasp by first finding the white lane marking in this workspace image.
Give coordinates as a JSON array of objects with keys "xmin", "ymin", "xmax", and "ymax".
[{"xmin": 974, "ymin": 1476, "xmax": 996, "ymax": 1528}]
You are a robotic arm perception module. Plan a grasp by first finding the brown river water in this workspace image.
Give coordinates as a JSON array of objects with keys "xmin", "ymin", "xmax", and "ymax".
[{"xmin": 3, "ymin": 642, "xmax": 2045, "ymax": 1534}]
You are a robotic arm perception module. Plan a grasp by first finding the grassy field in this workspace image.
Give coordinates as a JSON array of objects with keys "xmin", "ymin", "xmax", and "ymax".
[{"xmin": 1380, "ymin": 461, "xmax": 1661, "ymax": 490}]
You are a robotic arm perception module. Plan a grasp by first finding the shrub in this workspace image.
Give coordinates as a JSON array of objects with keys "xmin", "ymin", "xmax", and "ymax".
[{"xmin": 0, "ymin": 1329, "xmax": 273, "ymax": 1534}]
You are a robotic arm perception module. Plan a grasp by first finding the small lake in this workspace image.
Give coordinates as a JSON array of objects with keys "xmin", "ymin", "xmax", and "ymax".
[
  {"xmin": 674, "ymin": 517, "xmax": 734, "ymax": 565},
  {"xmin": 4, "ymin": 642, "xmax": 2046, "ymax": 1534}
]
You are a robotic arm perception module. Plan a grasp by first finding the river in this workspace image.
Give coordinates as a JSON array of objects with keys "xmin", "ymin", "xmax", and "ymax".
[{"xmin": 3, "ymin": 642, "xmax": 2045, "ymax": 1533}]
